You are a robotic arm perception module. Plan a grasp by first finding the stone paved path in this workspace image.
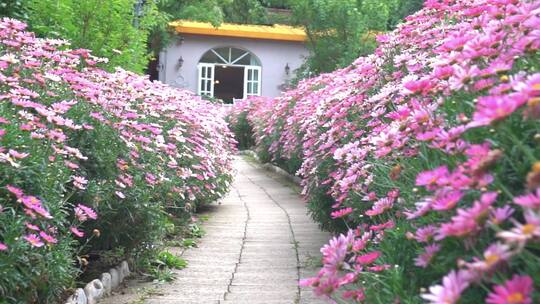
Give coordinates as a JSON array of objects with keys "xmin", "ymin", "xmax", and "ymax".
[{"xmin": 105, "ymin": 157, "xmax": 330, "ymax": 304}]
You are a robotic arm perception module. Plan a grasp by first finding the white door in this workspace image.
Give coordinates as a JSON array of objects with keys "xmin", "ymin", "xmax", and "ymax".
[
  {"xmin": 198, "ymin": 63, "xmax": 214, "ymax": 97},
  {"xmin": 243, "ymin": 66, "xmax": 261, "ymax": 99}
]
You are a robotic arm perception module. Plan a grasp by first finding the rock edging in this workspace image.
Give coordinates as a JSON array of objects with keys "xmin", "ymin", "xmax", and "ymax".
[{"xmin": 65, "ymin": 260, "xmax": 130, "ymax": 304}]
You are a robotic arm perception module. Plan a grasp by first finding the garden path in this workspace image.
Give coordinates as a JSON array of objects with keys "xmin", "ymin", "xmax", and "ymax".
[{"xmin": 102, "ymin": 157, "xmax": 330, "ymax": 304}]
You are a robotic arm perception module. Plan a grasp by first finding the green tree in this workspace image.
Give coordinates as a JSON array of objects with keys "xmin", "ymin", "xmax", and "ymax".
[
  {"xmin": 291, "ymin": 0, "xmax": 424, "ymax": 76},
  {"xmin": 0, "ymin": 0, "xmax": 28, "ymax": 19},
  {"xmin": 25, "ymin": 0, "xmax": 157, "ymax": 73}
]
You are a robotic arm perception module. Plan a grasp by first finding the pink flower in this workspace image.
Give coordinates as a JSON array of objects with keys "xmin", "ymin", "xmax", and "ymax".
[
  {"xmin": 6, "ymin": 185, "xmax": 24, "ymax": 198},
  {"xmin": 415, "ymin": 244, "xmax": 441, "ymax": 268},
  {"xmin": 72, "ymin": 176, "xmax": 87, "ymax": 190},
  {"xmin": 70, "ymin": 227, "xmax": 84, "ymax": 238},
  {"xmin": 320, "ymin": 231, "xmax": 354, "ymax": 275},
  {"xmin": 432, "ymin": 189, "xmax": 463, "ymax": 211},
  {"xmin": 145, "ymin": 173, "xmax": 157, "ymax": 185},
  {"xmin": 404, "ymin": 78, "xmax": 433, "ymax": 95},
  {"xmin": 39, "ymin": 231, "xmax": 57, "ymax": 244},
  {"xmin": 437, "ymin": 192, "xmax": 498, "ymax": 240},
  {"xmin": 330, "ymin": 207, "xmax": 353, "ymax": 219},
  {"xmin": 514, "ymin": 188, "xmax": 540, "ymax": 209},
  {"xmin": 490, "ymin": 206, "xmax": 514, "ymax": 225},
  {"xmin": 24, "ymin": 234, "xmax": 44, "ymax": 247},
  {"xmin": 356, "ymin": 251, "xmax": 381, "ymax": 265},
  {"xmin": 486, "ymin": 275, "xmax": 534, "ymax": 304},
  {"xmin": 0, "ymin": 242, "xmax": 8, "ymax": 251},
  {"xmin": 115, "ymin": 191, "xmax": 126, "ymax": 199},
  {"xmin": 470, "ymin": 94, "xmax": 527, "ymax": 127},
  {"xmin": 75, "ymin": 204, "xmax": 97, "ymax": 220},
  {"xmin": 421, "ymin": 270, "xmax": 471, "ymax": 304},
  {"xmin": 497, "ymin": 210, "xmax": 540, "ymax": 245},
  {"xmin": 26, "ymin": 223, "xmax": 40, "ymax": 231},
  {"xmin": 416, "ymin": 166, "xmax": 449, "ymax": 189},
  {"xmin": 465, "ymin": 242, "xmax": 513, "ymax": 274},
  {"xmin": 365, "ymin": 197, "xmax": 394, "ymax": 216},
  {"xmin": 413, "ymin": 225, "xmax": 437, "ymax": 243},
  {"xmin": 342, "ymin": 288, "xmax": 365, "ymax": 302},
  {"xmin": 8, "ymin": 149, "xmax": 29, "ymax": 159}
]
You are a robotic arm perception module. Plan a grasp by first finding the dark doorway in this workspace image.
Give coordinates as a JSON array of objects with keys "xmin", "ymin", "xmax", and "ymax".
[{"xmin": 214, "ymin": 65, "xmax": 244, "ymax": 104}]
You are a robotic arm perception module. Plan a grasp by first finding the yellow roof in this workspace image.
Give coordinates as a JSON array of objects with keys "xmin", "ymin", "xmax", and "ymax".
[{"xmin": 169, "ymin": 20, "xmax": 307, "ymax": 42}]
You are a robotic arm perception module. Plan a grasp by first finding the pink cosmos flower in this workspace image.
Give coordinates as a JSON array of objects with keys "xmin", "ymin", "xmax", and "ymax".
[
  {"xmin": 466, "ymin": 242, "xmax": 514, "ymax": 274},
  {"xmin": 320, "ymin": 231, "xmax": 354, "ymax": 275},
  {"xmin": 342, "ymin": 289, "xmax": 365, "ymax": 302},
  {"xmin": 421, "ymin": 270, "xmax": 471, "ymax": 304},
  {"xmin": 437, "ymin": 192, "xmax": 498, "ymax": 240},
  {"xmin": 365, "ymin": 197, "xmax": 394, "ymax": 217},
  {"xmin": 486, "ymin": 275, "xmax": 534, "ymax": 304},
  {"xmin": 8, "ymin": 149, "xmax": 29, "ymax": 159},
  {"xmin": 489, "ymin": 206, "xmax": 514, "ymax": 226},
  {"xmin": 432, "ymin": 189, "xmax": 463, "ymax": 211},
  {"xmin": 6, "ymin": 185, "xmax": 24, "ymax": 198},
  {"xmin": 470, "ymin": 94, "xmax": 527, "ymax": 127},
  {"xmin": 39, "ymin": 231, "xmax": 57, "ymax": 244},
  {"xmin": 330, "ymin": 207, "xmax": 353, "ymax": 219},
  {"xmin": 356, "ymin": 251, "xmax": 381, "ymax": 265},
  {"xmin": 75, "ymin": 204, "xmax": 97, "ymax": 220},
  {"xmin": 26, "ymin": 223, "xmax": 40, "ymax": 231},
  {"xmin": 145, "ymin": 173, "xmax": 157, "ymax": 185},
  {"xmin": 413, "ymin": 225, "xmax": 437, "ymax": 243},
  {"xmin": 70, "ymin": 227, "xmax": 84, "ymax": 238},
  {"xmin": 415, "ymin": 244, "xmax": 441, "ymax": 268},
  {"xmin": 24, "ymin": 234, "xmax": 44, "ymax": 247},
  {"xmin": 72, "ymin": 176, "xmax": 87, "ymax": 190},
  {"xmin": 514, "ymin": 188, "xmax": 540, "ymax": 209},
  {"xmin": 0, "ymin": 242, "xmax": 7, "ymax": 251},
  {"xmin": 416, "ymin": 166, "xmax": 449, "ymax": 189},
  {"xmin": 497, "ymin": 210, "xmax": 540, "ymax": 245}
]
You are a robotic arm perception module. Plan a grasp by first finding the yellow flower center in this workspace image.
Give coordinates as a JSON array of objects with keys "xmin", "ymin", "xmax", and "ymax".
[
  {"xmin": 507, "ymin": 292, "xmax": 524, "ymax": 303},
  {"xmin": 533, "ymin": 83, "xmax": 540, "ymax": 90},
  {"xmin": 522, "ymin": 224, "xmax": 536, "ymax": 235},
  {"xmin": 485, "ymin": 254, "xmax": 499, "ymax": 266},
  {"xmin": 532, "ymin": 162, "xmax": 540, "ymax": 173},
  {"xmin": 528, "ymin": 97, "xmax": 540, "ymax": 107}
]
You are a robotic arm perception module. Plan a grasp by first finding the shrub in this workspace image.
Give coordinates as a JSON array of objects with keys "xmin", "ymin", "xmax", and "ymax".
[
  {"xmin": 0, "ymin": 18, "xmax": 233, "ymax": 303},
  {"xmin": 228, "ymin": 0, "xmax": 540, "ymax": 302}
]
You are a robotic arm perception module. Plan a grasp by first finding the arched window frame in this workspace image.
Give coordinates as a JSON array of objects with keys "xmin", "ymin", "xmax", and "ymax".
[{"xmin": 197, "ymin": 46, "xmax": 261, "ymax": 99}]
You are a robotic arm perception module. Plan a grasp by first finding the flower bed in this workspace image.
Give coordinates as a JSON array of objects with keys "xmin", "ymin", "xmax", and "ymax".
[
  {"xmin": 229, "ymin": 0, "xmax": 540, "ymax": 302},
  {"xmin": 0, "ymin": 18, "xmax": 234, "ymax": 302}
]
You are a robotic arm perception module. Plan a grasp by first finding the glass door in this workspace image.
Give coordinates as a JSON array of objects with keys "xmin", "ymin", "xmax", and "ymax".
[
  {"xmin": 197, "ymin": 63, "xmax": 214, "ymax": 97},
  {"xmin": 243, "ymin": 66, "xmax": 261, "ymax": 99}
]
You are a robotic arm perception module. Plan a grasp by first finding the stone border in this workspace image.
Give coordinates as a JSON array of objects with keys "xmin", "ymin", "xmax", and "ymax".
[
  {"xmin": 65, "ymin": 260, "xmax": 130, "ymax": 304},
  {"xmin": 237, "ymin": 150, "xmax": 302, "ymax": 185}
]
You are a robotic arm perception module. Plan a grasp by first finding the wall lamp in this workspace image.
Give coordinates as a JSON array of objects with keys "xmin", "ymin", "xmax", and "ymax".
[{"xmin": 178, "ymin": 56, "xmax": 184, "ymax": 68}]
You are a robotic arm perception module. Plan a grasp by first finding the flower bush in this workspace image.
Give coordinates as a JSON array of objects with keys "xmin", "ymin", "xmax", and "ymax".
[
  {"xmin": 229, "ymin": 0, "xmax": 540, "ymax": 302},
  {"xmin": 0, "ymin": 18, "xmax": 234, "ymax": 302}
]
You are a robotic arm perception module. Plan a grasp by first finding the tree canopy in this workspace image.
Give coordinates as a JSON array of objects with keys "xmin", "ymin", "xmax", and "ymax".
[{"xmin": 6, "ymin": 0, "xmax": 424, "ymax": 78}]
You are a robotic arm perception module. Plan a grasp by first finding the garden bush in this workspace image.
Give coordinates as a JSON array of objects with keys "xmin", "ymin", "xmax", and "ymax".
[
  {"xmin": 0, "ymin": 18, "xmax": 234, "ymax": 303},
  {"xmin": 229, "ymin": 0, "xmax": 540, "ymax": 302}
]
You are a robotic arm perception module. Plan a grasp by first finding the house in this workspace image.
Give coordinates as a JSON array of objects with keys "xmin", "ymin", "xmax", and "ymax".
[{"xmin": 158, "ymin": 20, "xmax": 308, "ymax": 103}]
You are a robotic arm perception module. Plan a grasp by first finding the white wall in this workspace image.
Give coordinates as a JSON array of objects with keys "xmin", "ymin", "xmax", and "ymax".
[{"xmin": 160, "ymin": 34, "xmax": 308, "ymax": 98}]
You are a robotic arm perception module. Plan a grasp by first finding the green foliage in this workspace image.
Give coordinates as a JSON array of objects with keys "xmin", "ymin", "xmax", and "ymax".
[
  {"xmin": 228, "ymin": 112, "xmax": 255, "ymax": 150},
  {"xmin": 291, "ymin": 0, "xmax": 424, "ymax": 76},
  {"xmin": 156, "ymin": 251, "xmax": 188, "ymax": 269},
  {"xmin": 0, "ymin": 0, "xmax": 28, "ymax": 19},
  {"xmin": 25, "ymin": 0, "xmax": 156, "ymax": 73}
]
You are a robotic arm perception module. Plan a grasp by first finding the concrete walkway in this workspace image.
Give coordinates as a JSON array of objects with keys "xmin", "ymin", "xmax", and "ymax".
[{"xmin": 106, "ymin": 157, "xmax": 330, "ymax": 304}]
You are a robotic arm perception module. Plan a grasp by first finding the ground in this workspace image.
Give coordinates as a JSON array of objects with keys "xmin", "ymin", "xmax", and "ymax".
[{"xmin": 100, "ymin": 157, "xmax": 330, "ymax": 304}]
